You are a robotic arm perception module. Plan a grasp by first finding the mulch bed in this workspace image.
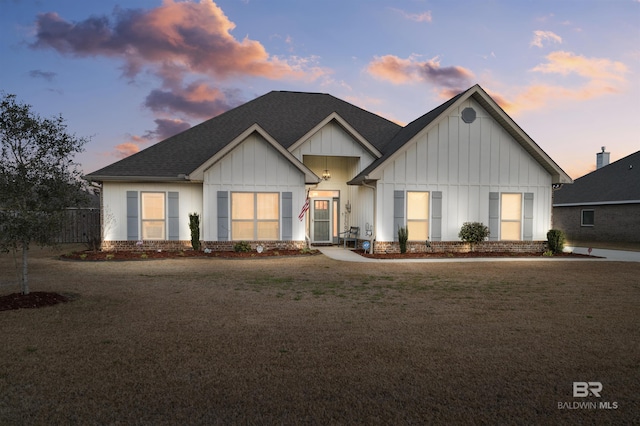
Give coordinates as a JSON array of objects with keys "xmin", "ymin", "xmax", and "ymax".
[
  {"xmin": 356, "ymin": 250, "xmax": 596, "ymax": 259},
  {"xmin": 60, "ymin": 249, "xmax": 320, "ymax": 261},
  {"xmin": 0, "ymin": 291, "xmax": 69, "ymax": 311}
]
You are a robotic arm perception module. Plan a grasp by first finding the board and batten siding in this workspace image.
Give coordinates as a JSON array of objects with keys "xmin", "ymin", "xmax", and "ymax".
[
  {"xmin": 202, "ymin": 132, "xmax": 306, "ymax": 241},
  {"xmin": 290, "ymin": 120, "xmax": 377, "ymax": 234},
  {"xmin": 376, "ymin": 98, "xmax": 552, "ymax": 242},
  {"xmin": 290, "ymin": 120, "xmax": 376, "ymax": 166},
  {"xmin": 101, "ymin": 182, "xmax": 203, "ymax": 241}
]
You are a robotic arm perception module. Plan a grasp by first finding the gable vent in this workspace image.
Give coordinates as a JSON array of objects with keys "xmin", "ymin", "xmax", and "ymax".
[{"xmin": 461, "ymin": 107, "xmax": 476, "ymax": 123}]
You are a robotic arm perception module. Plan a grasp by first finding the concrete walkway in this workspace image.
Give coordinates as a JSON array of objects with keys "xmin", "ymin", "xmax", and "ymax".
[{"xmin": 317, "ymin": 246, "xmax": 640, "ymax": 263}]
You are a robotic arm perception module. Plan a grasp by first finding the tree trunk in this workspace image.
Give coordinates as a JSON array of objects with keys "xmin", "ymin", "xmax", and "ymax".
[{"xmin": 21, "ymin": 241, "xmax": 29, "ymax": 295}]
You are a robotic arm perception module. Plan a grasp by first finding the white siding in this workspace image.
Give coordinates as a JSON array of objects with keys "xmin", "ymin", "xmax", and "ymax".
[
  {"xmin": 291, "ymin": 120, "xmax": 377, "ymax": 235},
  {"xmin": 102, "ymin": 182, "xmax": 202, "ymax": 241},
  {"xmin": 376, "ymin": 98, "xmax": 552, "ymax": 242},
  {"xmin": 203, "ymin": 132, "xmax": 306, "ymax": 241},
  {"xmin": 290, "ymin": 121, "xmax": 375, "ymax": 169}
]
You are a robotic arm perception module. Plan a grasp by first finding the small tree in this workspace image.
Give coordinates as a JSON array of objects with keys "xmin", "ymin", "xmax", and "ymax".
[
  {"xmin": 458, "ymin": 222, "xmax": 490, "ymax": 251},
  {"xmin": 189, "ymin": 213, "xmax": 201, "ymax": 251},
  {"xmin": 547, "ymin": 229, "xmax": 565, "ymax": 254},
  {"xmin": 0, "ymin": 93, "xmax": 88, "ymax": 294},
  {"xmin": 398, "ymin": 226, "xmax": 409, "ymax": 254}
]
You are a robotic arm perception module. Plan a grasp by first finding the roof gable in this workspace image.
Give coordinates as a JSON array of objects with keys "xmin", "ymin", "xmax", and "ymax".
[
  {"xmin": 86, "ymin": 91, "xmax": 400, "ymax": 181},
  {"xmin": 350, "ymin": 84, "xmax": 572, "ymax": 185},
  {"xmin": 553, "ymin": 150, "xmax": 640, "ymax": 205},
  {"xmin": 287, "ymin": 112, "xmax": 383, "ymax": 158},
  {"xmin": 189, "ymin": 124, "xmax": 320, "ymax": 184}
]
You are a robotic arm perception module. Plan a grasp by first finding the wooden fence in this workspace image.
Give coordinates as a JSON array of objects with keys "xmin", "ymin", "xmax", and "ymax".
[{"xmin": 56, "ymin": 208, "xmax": 101, "ymax": 244}]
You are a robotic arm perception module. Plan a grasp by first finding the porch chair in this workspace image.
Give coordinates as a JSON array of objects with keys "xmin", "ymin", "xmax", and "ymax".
[{"xmin": 340, "ymin": 226, "xmax": 360, "ymax": 249}]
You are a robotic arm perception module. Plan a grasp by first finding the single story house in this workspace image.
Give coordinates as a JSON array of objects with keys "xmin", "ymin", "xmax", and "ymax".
[
  {"xmin": 553, "ymin": 150, "xmax": 639, "ymax": 244},
  {"xmin": 85, "ymin": 84, "xmax": 572, "ymax": 253}
]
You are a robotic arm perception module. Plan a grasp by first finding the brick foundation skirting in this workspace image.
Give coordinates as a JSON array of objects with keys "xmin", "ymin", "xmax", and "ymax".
[
  {"xmin": 101, "ymin": 240, "xmax": 307, "ymax": 252},
  {"xmin": 371, "ymin": 240, "xmax": 548, "ymax": 254},
  {"xmin": 102, "ymin": 239, "xmax": 546, "ymax": 254}
]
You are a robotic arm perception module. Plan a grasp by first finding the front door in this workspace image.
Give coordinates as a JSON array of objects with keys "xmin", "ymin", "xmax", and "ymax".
[{"xmin": 311, "ymin": 198, "xmax": 332, "ymax": 243}]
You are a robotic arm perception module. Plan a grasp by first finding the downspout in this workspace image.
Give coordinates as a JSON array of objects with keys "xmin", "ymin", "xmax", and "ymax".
[{"xmin": 362, "ymin": 179, "xmax": 376, "ymax": 254}]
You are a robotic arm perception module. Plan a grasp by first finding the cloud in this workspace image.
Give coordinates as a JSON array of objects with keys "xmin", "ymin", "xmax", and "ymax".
[
  {"xmin": 114, "ymin": 142, "xmax": 140, "ymax": 158},
  {"xmin": 114, "ymin": 118, "xmax": 192, "ymax": 159},
  {"xmin": 488, "ymin": 51, "xmax": 629, "ymax": 115},
  {"xmin": 145, "ymin": 118, "xmax": 192, "ymax": 140},
  {"xmin": 28, "ymin": 69, "xmax": 56, "ymax": 81},
  {"xmin": 144, "ymin": 81, "xmax": 242, "ymax": 119},
  {"xmin": 31, "ymin": 0, "xmax": 318, "ymax": 82},
  {"xmin": 390, "ymin": 8, "xmax": 432, "ymax": 23},
  {"xmin": 532, "ymin": 51, "xmax": 627, "ymax": 83},
  {"xmin": 367, "ymin": 54, "xmax": 474, "ymax": 95},
  {"xmin": 530, "ymin": 30, "xmax": 562, "ymax": 48},
  {"xmin": 29, "ymin": 0, "xmax": 330, "ymax": 158}
]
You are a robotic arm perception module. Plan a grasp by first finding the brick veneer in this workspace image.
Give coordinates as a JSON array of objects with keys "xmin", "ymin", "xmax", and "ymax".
[
  {"xmin": 367, "ymin": 240, "xmax": 547, "ymax": 254},
  {"xmin": 101, "ymin": 240, "xmax": 306, "ymax": 252},
  {"xmin": 102, "ymin": 239, "xmax": 545, "ymax": 254}
]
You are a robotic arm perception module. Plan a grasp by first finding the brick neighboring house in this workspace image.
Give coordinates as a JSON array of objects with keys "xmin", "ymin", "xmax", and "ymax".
[{"xmin": 552, "ymin": 150, "xmax": 640, "ymax": 244}]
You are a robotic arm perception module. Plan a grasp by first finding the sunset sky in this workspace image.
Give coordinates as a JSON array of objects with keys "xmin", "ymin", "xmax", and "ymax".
[{"xmin": 2, "ymin": 0, "xmax": 638, "ymax": 179}]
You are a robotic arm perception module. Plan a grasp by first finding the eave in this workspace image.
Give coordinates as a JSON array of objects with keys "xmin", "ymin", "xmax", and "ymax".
[{"xmin": 84, "ymin": 175, "xmax": 197, "ymax": 184}]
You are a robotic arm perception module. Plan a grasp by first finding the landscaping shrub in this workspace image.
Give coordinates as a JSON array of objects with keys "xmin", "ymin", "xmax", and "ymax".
[
  {"xmin": 233, "ymin": 241, "xmax": 251, "ymax": 252},
  {"xmin": 189, "ymin": 213, "xmax": 201, "ymax": 251},
  {"xmin": 458, "ymin": 222, "xmax": 490, "ymax": 245},
  {"xmin": 398, "ymin": 226, "xmax": 408, "ymax": 254},
  {"xmin": 547, "ymin": 229, "xmax": 565, "ymax": 254}
]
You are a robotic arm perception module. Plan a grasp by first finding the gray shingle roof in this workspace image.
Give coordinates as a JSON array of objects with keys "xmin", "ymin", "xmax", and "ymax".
[
  {"xmin": 86, "ymin": 91, "xmax": 401, "ymax": 180},
  {"xmin": 553, "ymin": 151, "xmax": 640, "ymax": 205}
]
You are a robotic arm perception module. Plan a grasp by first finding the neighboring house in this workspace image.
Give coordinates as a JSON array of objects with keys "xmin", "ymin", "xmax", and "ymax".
[
  {"xmin": 85, "ymin": 84, "xmax": 572, "ymax": 253},
  {"xmin": 553, "ymin": 150, "xmax": 640, "ymax": 244}
]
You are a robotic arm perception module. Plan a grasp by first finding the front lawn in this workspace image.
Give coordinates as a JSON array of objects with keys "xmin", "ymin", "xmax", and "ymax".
[{"xmin": 1, "ymin": 248, "xmax": 638, "ymax": 424}]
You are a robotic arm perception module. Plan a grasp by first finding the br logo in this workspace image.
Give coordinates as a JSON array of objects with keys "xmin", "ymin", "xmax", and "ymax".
[{"xmin": 573, "ymin": 382, "xmax": 603, "ymax": 398}]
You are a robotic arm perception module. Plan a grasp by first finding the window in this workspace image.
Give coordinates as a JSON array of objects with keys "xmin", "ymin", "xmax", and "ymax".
[
  {"xmin": 141, "ymin": 192, "xmax": 165, "ymax": 240},
  {"xmin": 231, "ymin": 192, "xmax": 279, "ymax": 240},
  {"xmin": 581, "ymin": 209, "xmax": 595, "ymax": 226},
  {"xmin": 407, "ymin": 191, "xmax": 429, "ymax": 240},
  {"xmin": 500, "ymin": 193, "xmax": 522, "ymax": 240}
]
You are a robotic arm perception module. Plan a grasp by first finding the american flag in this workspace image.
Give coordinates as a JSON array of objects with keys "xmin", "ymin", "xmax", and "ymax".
[{"xmin": 298, "ymin": 194, "xmax": 310, "ymax": 221}]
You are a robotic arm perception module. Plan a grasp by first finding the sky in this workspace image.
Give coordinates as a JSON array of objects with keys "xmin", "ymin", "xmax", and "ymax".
[{"xmin": 1, "ymin": 0, "xmax": 638, "ymax": 180}]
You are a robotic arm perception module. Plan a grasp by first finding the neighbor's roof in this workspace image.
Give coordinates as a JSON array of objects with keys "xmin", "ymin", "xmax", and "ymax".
[
  {"xmin": 85, "ymin": 91, "xmax": 401, "ymax": 182},
  {"xmin": 553, "ymin": 150, "xmax": 640, "ymax": 206}
]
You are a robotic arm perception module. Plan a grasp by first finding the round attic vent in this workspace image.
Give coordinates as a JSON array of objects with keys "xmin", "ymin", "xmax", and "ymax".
[{"xmin": 461, "ymin": 107, "xmax": 476, "ymax": 123}]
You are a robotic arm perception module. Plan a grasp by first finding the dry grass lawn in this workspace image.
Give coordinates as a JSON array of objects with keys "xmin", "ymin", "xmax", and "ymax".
[{"xmin": 1, "ymin": 246, "xmax": 639, "ymax": 425}]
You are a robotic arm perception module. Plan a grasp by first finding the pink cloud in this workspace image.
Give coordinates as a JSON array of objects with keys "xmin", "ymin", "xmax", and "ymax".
[
  {"xmin": 114, "ymin": 142, "xmax": 140, "ymax": 158},
  {"xmin": 491, "ymin": 51, "xmax": 630, "ymax": 115},
  {"xmin": 30, "ymin": 1, "xmax": 330, "ymax": 159},
  {"xmin": 31, "ymin": 1, "xmax": 315, "ymax": 82},
  {"xmin": 113, "ymin": 118, "xmax": 192, "ymax": 159},
  {"xmin": 532, "ymin": 51, "xmax": 627, "ymax": 83},
  {"xmin": 367, "ymin": 54, "xmax": 474, "ymax": 95},
  {"xmin": 530, "ymin": 30, "xmax": 562, "ymax": 48},
  {"xmin": 144, "ymin": 81, "xmax": 241, "ymax": 118}
]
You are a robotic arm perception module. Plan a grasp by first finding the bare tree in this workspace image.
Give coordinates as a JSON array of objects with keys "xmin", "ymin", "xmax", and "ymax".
[{"xmin": 0, "ymin": 93, "xmax": 88, "ymax": 294}]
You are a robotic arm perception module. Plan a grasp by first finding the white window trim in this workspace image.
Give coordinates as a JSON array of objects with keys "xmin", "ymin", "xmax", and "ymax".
[
  {"xmin": 231, "ymin": 192, "xmax": 280, "ymax": 241},
  {"xmin": 406, "ymin": 191, "xmax": 429, "ymax": 241},
  {"xmin": 141, "ymin": 192, "xmax": 166, "ymax": 240},
  {"xmin": 500, "ymin": 193, "xmax": 523, "ymax": 241}
]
